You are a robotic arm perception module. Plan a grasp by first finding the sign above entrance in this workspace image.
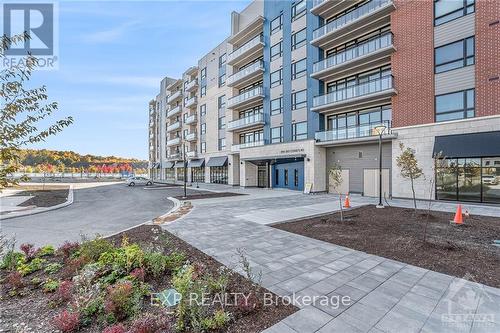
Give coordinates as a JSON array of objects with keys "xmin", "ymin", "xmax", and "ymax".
[{"xmin": 280, "ymin": 148, "xmax": 305, "ymax": 155}]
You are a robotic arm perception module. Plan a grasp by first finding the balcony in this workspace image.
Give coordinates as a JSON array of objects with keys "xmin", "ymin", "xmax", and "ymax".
[
  {"xmin": 167, "ymin": 121, "xmax": 181, "ymax": 132},
  {"xmin": 227, "ymin": 86, "xmax": 264, "ymax": 110},
  {"xmin": 231, "ymin": 140, "xmax": 266, "ymax": 152},
  {"xmin": 168, "ymin": 153, "xmax": 180, "ymax": 159},
  {"xmin": 227, "ymin": 60, "xmax": 264, "ymax": 88},
  {"xmin": 167, "ymin": 137, "xmax": 181, "ymax": 146},
  {"xmin": 227, "ymin": 113, "xmax": 265, "ymax": 132},
  {"xmin": 311, "ymin": 0, "xmax": 358, "ymax": 18},
  {"xmin": 185, "ymin": 132, "xmax": 197, "ymax": 142},
  {"xmin": 185, "ymin": 113, "xmax": 197, "ymax": 125},
  {"xmin": 315, "ymin": 121, "xmax": 396, "ymax": 145},
  {"xmin": 312, "ymin": 33, "xmax": 394, "ymax": 81},
  {"xmin": 185, "ymin": 79, "xmax": 198, "ymax": 92},
  {"xmin": 186, "ymin": 150, "xmax": 197, "ymax": 158},
  {"xmin": 167, "ymin": 105, "xmax": 181, "ymax": 118},
  {"xmin": 184, "ymin": 96, "xmax": 197, "ymax": 109},
  {"xmin": 311, "ymin": 0, "xmax": 395, "ymax": 49},
  {"xmin": 227, "ymin": 35, "xmax": 264, "ymax": 67},
  {"xmin": 312, "ymin": 75, "xmax": 395, "ymax": 113},
  {"xmin": 228, "ymin": 16, "xmax": 264, "ymax": 46},
  {"xmin": 167, "ymin": 90, "xmax": 182, "ymax": 104}
]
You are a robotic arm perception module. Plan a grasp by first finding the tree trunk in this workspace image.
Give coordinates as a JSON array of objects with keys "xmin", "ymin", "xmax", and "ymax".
[
  {"xmin": 339, "ymin": 194, "xmax": 344, "ymax": 222},
  {"xmin": 411, "ymin": 178, "xmax": 417, "ymax": 213}
]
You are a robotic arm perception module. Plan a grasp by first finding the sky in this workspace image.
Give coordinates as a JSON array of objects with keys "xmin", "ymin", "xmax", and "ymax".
[{"xmin": 23, "ymin": 0, "xmax": 251, "ymax": 160}]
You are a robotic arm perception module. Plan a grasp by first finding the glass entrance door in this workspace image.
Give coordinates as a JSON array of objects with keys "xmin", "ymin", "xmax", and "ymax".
[{"xmin": 258, "ymin": 165, "xmax": 268, "ymax": 188}]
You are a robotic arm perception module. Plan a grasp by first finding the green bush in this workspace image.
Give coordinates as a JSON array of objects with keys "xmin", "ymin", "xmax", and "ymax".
[
  {"xmin": 144, "ymin": 251, "xmax": 185, "ymax": 277},
  {"xmin": 17, "ymin": 258, "xmax": 46, "ymax": 276},
  {"xmin": 43, "ymin": 279, "xmax": 60, "ymax": 292},
  {"xmin": 201, "ymin": 310, "xmax": 231, "ymax": 330},
  {"xmin": 37, "ymin": 245, "xmax": 55, "ymax": 257},
  {"xmin": 44, "ymin": 263, "xmax": 63, "ymax": 274},
  {"xmin": 98, "ymin": 244, "xmax": 144, "ymax": 274},
  {"xmin": 0, "ymin": 251, "xmax": 24, "ymax": 270},
  {"xmin": 79, "ymin": 297, "xmax": 104, "ymax": 327},
  {"xmin": 104, "ymin": 281, "xmax": 141, "ymax": 321},
  {"xmin": 78, "ymin": 237, "xmax": 114, "ymax": 262}
]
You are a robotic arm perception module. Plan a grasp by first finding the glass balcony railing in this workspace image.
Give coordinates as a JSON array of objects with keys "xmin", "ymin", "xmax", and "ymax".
[
  {"xmin": 227, "ymin": 60, "xmax": 264, "ymax": 86},
  {"xmin": 185, "ymin": 113, "xmax": 197, "ymax": 124},
  {"xmin": 185, "ymin": 132, "xmax": 197, "ymax": 141},
  {"xmin": 313, "ymin": 75, "xmax": 394, "ymax": 108},
  {"xmin": 167, "ymin": 137, "xmax": 181, "ymax": 146},
  {"xmin": 167, "ymin": 90, "xmax": 182, "ymax": 103},
  {"xmin": 313, "ymin": 0, "xmax": 392, "ymax": 40},
  {"xmin": 186, "ymin": 150, "xmax": 197, "ymax": 158},
  {"xmin": 184, "ymin": 96, "xmax": 197, "ymax": 108},
  {"xmin": 228, "ymin": 113, "xmax": 264, "ymax": 130},
  {"xmin": 227, "ymin": 35, "xmax": 264, "ymax": 63},
  {"xmin": 185, "ymin": 79, "xmax": 198, "ymax": 91},
  {"xmin": 231, "ymin": 140, "xmax": 265, "ymax": 152},
  {"xmin": 313, "ymin": 33, "xmax": 393, "ymax": 73},
  {"xmin": 167, "ymin": 105, "xmax": 181, "ymax": 117},
  {"xmin": 228, "ymin": 86, "xmax": 264, "ymax": 108},
  {"xmin": 315, "ymin": 120, "xmax": 391, "ymax": 142},
  {"xmin": 167, "ymin": 121, "xmax": 181, "ymax": 132}
]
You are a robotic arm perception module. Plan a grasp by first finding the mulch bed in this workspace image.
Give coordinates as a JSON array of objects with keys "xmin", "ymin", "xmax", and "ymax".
[
  {"xmin": 0, "ymin": 225, "xmax": 296, "ymax": 333},
  {"xmin": 273, "ymin": 205, "xmax": 500, "ymax": 288},
  {"xmin": 15, "ymin": 187, "xmax": 69, "ymax": 207},
  {"xmin": 174, "ymin": 192, "xmax": 246, "ymax": 200}
]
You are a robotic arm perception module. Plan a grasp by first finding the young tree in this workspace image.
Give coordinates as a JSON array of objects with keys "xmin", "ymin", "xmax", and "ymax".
[
  {"xmin": 328, "ymin": 163, "xmax": 345, "ymax": 222},
  {"xmin": 396, "ymin": 143, "xmax": 423, "ymax": 213},
  {"xmin": 423, "ymin": 152, "xmax": 446, "ymax": 243},
  {"xmin": 0, "ymin": 33, "xmax": 73, "ymax": 189}
]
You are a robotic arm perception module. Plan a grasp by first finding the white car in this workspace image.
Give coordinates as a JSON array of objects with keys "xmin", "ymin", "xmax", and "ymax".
[
  {"xmin": 482, "ymin": 175, "xmax": 498, "ymax": 185},
  {"xmin": 126, "ymin": 176, "xmax": 153, "ymax": 186}
]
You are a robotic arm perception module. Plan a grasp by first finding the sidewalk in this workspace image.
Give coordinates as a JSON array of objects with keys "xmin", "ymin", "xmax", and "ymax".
[{"xmin": 163, "ymin": 189, "xmax": 500, "ymax": 333}]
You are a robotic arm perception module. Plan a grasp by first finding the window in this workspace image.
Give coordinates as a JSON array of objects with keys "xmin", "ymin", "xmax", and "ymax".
[
  {"xmin": 292, "ymin": 121, "xmax": 307, "ymax": 141},
  {"xmin": 183, "ymin": 129, "xmax": 188, "ymax": 139},
  {"xmin": 434, "ymin": 0, "xmax": 475, "ymax": 26},
  {"xmin": 200, "ymin": 86, "xmax": 206, "ymax": 97},
  {"xmin": 292, "ymin": 90, "xmax": 307, "ymax": 110},
  {"xmin": 291, "ymin": 28, "xmax": 307, "ymax": 50},
  {"xmin": 218, "ymin": 138, "xmax": 226, "ymax": 150},
  {"xmin": 218, "ymin": 116, "xmax": 226, "ymax": 129},
  {"xmin": 271, "ymin": 97, "xmax": 283, "ymax": 115},
  {"xmin": 239, "ymin": 130, "xmax": 263, "ymax": 144},
  {"xmin": 270, "ymin": 69, "xmax": 282, "ymax": 88},
  {"xmin": 275, "ymin": 169, "xmax": 279, "ymax": 185},
  {"xmin": 435, "ymin": 89, "xmax": 474, "ymax": 122},
  {"xmin": 284, "ymin": 169, "xmax": 289, "ymax": 186},
  {"xmin": 291, "ymin": 58, "xmax": 307, "ymax": 80},
  {"xmin": 201, "ymin": 142, "xmax": 206, "ymax": 153},
  {"xmin": 294, "ymin": 169, "xmax": 299, "ymax": 187},
  {"xmin": 271, "ymin": 126, "xmax": 283, "ymax": 143},
  {"xmin": 219, "ymin": 53, "xmax": 226, "ymax": 68},
  {"xmin": 218, "ymin": 95, "xmax": 226, "ymax": 110},
  {"xmin": 270, "ymin": 41, "xmax": 282, "ymax": 61},
  {"xmin": 191, "ymin": 167, "xmax": 205, "ymax": 183},
  {"xmin": 210, "ymin": 166, "xmax": 228, "ymax": 184},
  {"xmin": 201, "ymin": 123, "xmax": 206, "ymax": 134},
  {"xmin": 201, "ymin": 67, "xmax": 207, "ymax": 80},
  {"xmin": 291, "ymin": 0, "xmax": 306, "ymax": 21},
  {"xmin": 200, "ymin": 104, "xmax": 206, "ymax": 117},
  {"xmin": 435, "ymin": 37, "xmax": 474, "ymax": 73},
  {"xmin": 218, "ymin": 73, "xmax": 226, "ymax": 87},
  {"xmin": 271, "ymin": 14, "xmax": 282, "ymax": 34}
]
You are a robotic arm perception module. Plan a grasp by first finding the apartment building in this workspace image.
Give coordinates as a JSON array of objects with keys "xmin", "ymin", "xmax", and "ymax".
[{"xmin": 149, "ymin": 0, "xmax": 500, "ymax": 204}]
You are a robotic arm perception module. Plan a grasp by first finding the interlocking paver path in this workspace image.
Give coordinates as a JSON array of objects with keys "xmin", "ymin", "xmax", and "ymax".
[{"xmin": 163, "ymin": 187, "xmax": 500, "ymax": 333}]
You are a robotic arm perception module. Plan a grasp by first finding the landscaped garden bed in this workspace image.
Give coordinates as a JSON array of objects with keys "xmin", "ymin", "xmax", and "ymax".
[
  {"xmin": 173, "ymin": 192, "xmax": 246, "ymax": 200},
  {"xmin": 0, "ymin": 225, "xmax": 296, "ymax": 332},
  {"xmin": 273, "ymin": 205, "xmax": 500, "ymax": 288},
  {"xmin": 14, "ymin": 185, "xmax": 70, "ymax": 207}
]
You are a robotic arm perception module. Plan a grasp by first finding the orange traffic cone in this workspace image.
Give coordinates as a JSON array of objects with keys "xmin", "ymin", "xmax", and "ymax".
[
  {"xmin": 343, "ymin": 194, "xmax": 351, "ymax": 208},
  {"xmin": 451, "ymin": 204, "xmax": 463, "ymax": 225}
]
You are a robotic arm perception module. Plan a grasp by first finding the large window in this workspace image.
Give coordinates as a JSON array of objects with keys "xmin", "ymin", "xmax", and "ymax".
[
  {"xmin": 239, "ymin": 130, "xmax": 263, "ymax": 144},
  {"xmin": 218, "ymin": 95, "xmax": 226, "ymax": 110},
  {"xmin": 201, "ymin": 123, "xmax": 206, "ymax": 134},
  {"xmin": 218, "ymin": 138, "xmax": 226, "ymax": 150},
  {"xmin": 327, "ymin": 65, "xmax": 391, "ymax": 93},
  {"xmin": 166, "ymin": 168, "xmax": 175, "ymax": 180},
  {"xmin": 326, "ymin": 105, "xmax": 392, "ymax": 139},
  {"xmin": 292, "ymin": 90, "xmax": 307, "ymax": 110},
  {"xmin": 176, "ymin": 168, "xmax": 185, "ymax": 181},
  {"xmin": 201, "ymin": 142, "xmax": 206, "ymax": 153},
  {"xmin": 291, "ymin": 0, "xmax": 306, "ymax": 21},
  {"xmin": 271, "ymin": 14, "xmax": 282, "ymax": 34},
  {"xmin": 271, "ymin": 97, "xmax": 283, "ymax": 115},
  {"xmin": 191, "ymin": 167, "xmax": 205, "ymax": 183},
  {"xmin": 210, "ymin": 166, "xmax": 228, "ymax": 184},
  {"xmin": 435, "ymin": 89, "xmax": 474, "ymax": 122},
  {"xmin": 291, "ymin": 58, "xmax": 307, "ymax": 80},
  {"xmin": 434, "ymin": 0, "xmax": 475, "ymax": 26},
  {"xmin": 270, "ymin": 69, "xmax": 282, "ymax": 87},
  {"xmin": 291, "ymin": 28, "xmax": 307, "ymax": 50},
  {"xmin": 292, "ymin": 122, "xmax": 307, "ymax": 141},
  {"xmin": 271, "ymin": 126, "xmax": 283, "ymax": 143},
  {"xmin": 218, "ymin": 116, "xmax": 226, "ymax": 129},
  {"xmin": 436, "ymin": 157, "xmax": 500, "ymax": 203},
  {"xmin": 435, "ymin": 37, "xmax": 474, "ymax": 73},
  {"xmin": 200, "ymin": 86, "xmax": 206, "ymax": 97},
  {"xmin": 271, "ymin": 42, "xmax": 282, "ymax": 61},
  {"xmin": 200, "ymin": 104, "xmax": 206, "ymax": 117}
]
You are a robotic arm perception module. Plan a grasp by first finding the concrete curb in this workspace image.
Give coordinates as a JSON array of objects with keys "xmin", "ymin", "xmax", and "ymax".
[{"xmin": 0, "ymin": 185, "xmax": 74, "ymax": 220}]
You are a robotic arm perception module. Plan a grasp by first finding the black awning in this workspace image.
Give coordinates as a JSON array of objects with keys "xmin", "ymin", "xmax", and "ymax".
[
  {"xmin": 164, "ymin": 162, "xmax": 174, "ymax": 169},
  {"xmin": 433, "ymin": 131, "xmax": 500, "ymax": 158},
  {"xmin": 188, "ymin": 159, "xmax": 205, "ymax": 168},
  {"xmin": 206, "ymin": 156, "xmax": 228, "ymax": 167},
  {"xmin": 174, "ymin": 161, "xmax": 186, "ymax": 168}
]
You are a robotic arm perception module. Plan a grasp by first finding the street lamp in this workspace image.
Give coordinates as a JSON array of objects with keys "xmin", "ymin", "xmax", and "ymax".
[
  {"xmin": 374, "ymin": 124, "xmax": 387, "ymax": 208},
  {"xmin": 182, "ymin": 140, "xmax": 187, "ymax": 199}
]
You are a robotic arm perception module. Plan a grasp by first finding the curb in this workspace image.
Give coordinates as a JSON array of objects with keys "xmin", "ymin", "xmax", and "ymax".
[{"xmin": 0, "ymin": 185, "xmax": 74, "ymax": 220}]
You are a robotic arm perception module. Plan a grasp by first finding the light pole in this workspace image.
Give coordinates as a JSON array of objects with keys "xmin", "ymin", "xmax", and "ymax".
[
  {"xmin": 182, "ymin": 140, "xmax": 187, "ymax": 199},
  {"xmin": 374, "ymin": 124, "xmax": 387, "ymax": 208}
]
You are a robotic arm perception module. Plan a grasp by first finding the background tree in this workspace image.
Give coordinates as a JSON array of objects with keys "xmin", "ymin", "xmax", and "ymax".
[
  {"xmin": 0, "ymin": 33, "xmax": 73, "ymax": 189},
  {"xmin": 396, "ymin": 143, "xmax": 423, "ymax": 212},
  {"xmin": 328, "ymin": 163, "xmax": 345, "ymax": 222}
]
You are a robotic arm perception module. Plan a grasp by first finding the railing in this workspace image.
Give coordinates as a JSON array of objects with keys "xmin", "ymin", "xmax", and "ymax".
[
  {"xmin": 313, "ymin": 33, "xmax": 393, "ymax": 73},
  {"xmin": 185, "ymin": 113, "xmax": 197, "ymax": 124},
  {"xmin": 167, "ymin": 121, "xmax": 181, "ymax": 131},
  {"xmin": 185, "ymin": 132, "xmax": 197, "ymax": 141},
  {"xmin": 168, "ymin": 153, "xmax": 180, "ymax": 159},
  {"xmin": 227, "ymin": 60, "xmax": 264, "ymax": 86},
  {"xmin": 185, "ymin": 79, "xmax": 198, "ymax": 91},
  {"xmin": 167, "ymin": 137, "xmax": 181, "ymax": 146},
  {"xmin": 313, "ymin": 75, "xmax": 393, "ymax": 108},
  {"xmin": 167, "ymin": 90, "xmax": 182, "ymax": 103},
  {"xmin": 185, "ymin": 96, "xmax": 197, "ymax": 108},
  {"xmin": 231, "ymin": 140, "xmax": 266, "ymax": 152},
  {"xmin": 312, "ymin": 0, "xmax": 326, "ymax": 7},
  {"xmin": 227, "ymin": 113, "xmax": 264, "ymax": 130},
  {"xmin": 228, "ymin": 86, "xmax": 264, "ymax": 108},
  {"xmin": 315, "ymin": 120, "xmax": 391, "ymax": 142},
  {"xmin": 313, "ymin": 0, "xmax": 392, "ymax": 40},
  {"xmin": 186, "ymin": 150, "xmax": 197, "ymax": 158},
  {"xmin": 227, "ymin": 35, "xmax": 264, "ymax": 63},
  {"xmin": 167, "ymin": 105, "xmax": 181, "ymax": 117}
]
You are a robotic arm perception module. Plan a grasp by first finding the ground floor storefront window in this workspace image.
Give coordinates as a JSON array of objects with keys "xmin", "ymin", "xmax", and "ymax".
[
  {"xmin": 176, "ymin": 168, "xmax": 185, "ymax": 181},
  {"xmin": 436, "ymin": 157, "xmax": 500, "ymax": 203},
  {"xmin": 210, "ymin": 166, "xmax": 227, "ymax": 184},
  {"xmin": 191, "ymin": 167, "xmax": 205, "ymax": 183},
  {"xmin": 166, "ymin": 168, "xmax": 175, "ymax": 180}
]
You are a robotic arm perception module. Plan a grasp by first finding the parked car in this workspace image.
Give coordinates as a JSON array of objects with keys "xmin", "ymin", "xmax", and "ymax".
[
  {"xmin": 126, "ymin": 176, "xmax": 153, "ymax": 186},
  {"xmin": 482, "ymin": 175, "xmax": 498, "ymax": 185}
]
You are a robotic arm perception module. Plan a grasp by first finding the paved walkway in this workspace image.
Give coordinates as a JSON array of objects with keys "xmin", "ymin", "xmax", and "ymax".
[{"xmin": 164, "ymin": 188, "xmax": 500, "ymax": 333}]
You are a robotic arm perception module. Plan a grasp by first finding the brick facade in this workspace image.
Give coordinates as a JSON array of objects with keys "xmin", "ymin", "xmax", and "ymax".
[
  {"xmin": 475, "ymin": 0, "xmax": 500, "ymax": 117},
  {"xmin": 391, "ymin": 0, "xmax": 434, "ymax": 128}
]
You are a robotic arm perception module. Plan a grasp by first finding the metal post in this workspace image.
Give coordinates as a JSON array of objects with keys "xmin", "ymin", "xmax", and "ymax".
[
  {"xmin": 377, "ymin": 132, "xmax": 384, "ymax": 208},
  {"xmin": 183, "ymin": 141, "xmax": 187, "ymax": 199}
]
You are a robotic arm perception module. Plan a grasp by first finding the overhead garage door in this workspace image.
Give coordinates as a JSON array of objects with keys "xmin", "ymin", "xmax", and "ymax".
[{"xmin": 363, "ymin": 169, "xmax": 390, "ymax": 197}]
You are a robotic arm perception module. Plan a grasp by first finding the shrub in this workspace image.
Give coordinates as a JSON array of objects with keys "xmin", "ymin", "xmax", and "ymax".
[
  {"xmin": 78, "ymin": 237, "xmax": 114, "ymax": 262},
  {"xmin": 80, "ymin": 297, "xmax": 104, "ymax": 327},
  {"xmin": 102, "ymin": 324, "xmax": 126, "ymax": 333},
  {"xmin": 31, "ymin": 277, "xmax": 42, "ymax": 287},
  {"xmin": 128, "ymin": 313, "xmax": 169, "ymax": 333},
  {"xmin": 6, "ymin": 271, "xmax": 24, "ymax": 289},
  {"xmin": 52, "ymin": 310, "xmax": 79, "ymax": 333},
  {"xmin": 20, "ymin": 243, "xmax": 38, "ymax": 260},
  {"xmin": 61, "ymin": 257, "xmax": 87, "ymax": 280},
  {"xmin": 129, "ymin": 267, "xmax": 145, "ymax": 281},
  {"xmin": 104, "ymin": 281, "xmax": 139, "ymax": 321},
  {"xmin": 144, "ymin": 251, "xmax": 184, "ymax": 277},
  {"xmin": 44, "ymin": 262, "xmax": 63, "ymax": 274},
  {"xmin": 165, "ymin": 252, "xmax": 186, "ymax": 272},
  {"xmin": 37, "ymin": 245, "xmax": 55, "ymax": 257},
  {"xmin": 54, "ymin": 281, "xmax": 73, "ymax": 303},
  {"xmin": 58, "ymin": 241, "xmax": 80, "ymax": 258},
  {"xmin": 43, "ymin": 279, "xmax": 60, "ymax": 293},
  {"xmin": 98, "ymin": 244, "xmax": 144, "ymax": 274},
  {"xmin": 201, "ymin": 310, "xmax": 231, "ymax": 331},
  {"xmin": 16, "ymin": 257, "xmax": 46, "ymax": 276},
  {"xmin": 0, "ymin": 251, "xmax": 24, "ymax": 270}
]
